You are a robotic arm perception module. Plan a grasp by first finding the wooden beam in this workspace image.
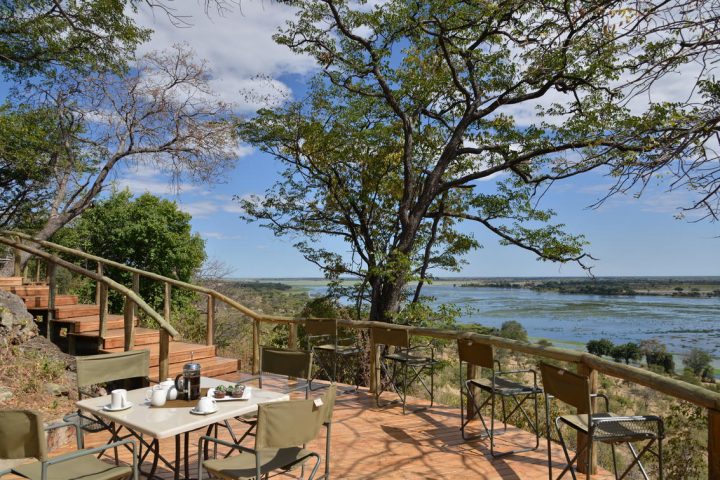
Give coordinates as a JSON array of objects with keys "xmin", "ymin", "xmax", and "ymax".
[
  {"xmin": 160, "ymin": 282, "xmax": 172, "ymax": 381},
  {"xmin": 710, "ymin": 409, "xmax": 720, "ymax": 480},
  {"xmin": 98, "ymin": 283, "xmax": 108, "ymax": 341},
  {"xmin": 466, "ymin": 363, "xmax": 479, "ymax": 420},
  {"xmin": 46, "ymin": 263, "xmax": 56, "ymax": 340},
  {"xmin": 369, "ymin": 330, "xmax": 379, "ymax": 394},
  {"xmin": 13, "ymin": 247, "xmax": 21, "ymax": 277},
  {"xmin": 123, "ymin": 272, "xmax": 140, "ymax": 351},
  {"xmin": 252, "ymin": 318, "xmax": 260, "ymax": 375},
  {"xmin": 206, "ymin": 294, "xmax": 215, "ymax": 346},
  {"xmin": 576, "ymin": 364, "xmax": 598, "ymax": 474},
  {"xmin": 95, "ymin": 262, "xmax": 103, "ymax": 305}
]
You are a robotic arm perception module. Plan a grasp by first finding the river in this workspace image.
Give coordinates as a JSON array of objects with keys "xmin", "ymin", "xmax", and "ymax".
[{"xmin": 293, "ymin": 281, "xmax": 720, "ymax": 371}]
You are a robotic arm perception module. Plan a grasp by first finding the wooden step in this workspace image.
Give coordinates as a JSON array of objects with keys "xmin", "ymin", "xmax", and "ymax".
[
  {"xmin": 149, "ymin": 356, "xmax": 239, "ymax": 381},
  {"xmin": 5, "ymin": 285, "xmax": 50, "ymax": 297},
  {"xmin": 54, "ymin": 304, "xmax": 100, "ymax": 319},
  {"xmin": 72, "ymin": 327, "xmax": 159, "ymax": 349},
  {"xmin": 23, "ymin": 295, "xmax": 78, "ymax": 308},
  {"xmin": 0, "ymin": 277, "xmax": 24, "ymax": 287},
  {"xmin": 102, "ymin": 342, "xmax": 217, "ymax": 368},
  {"xmin": 57, "ymin": 314, "xmax": 128, "ymax": 333}
]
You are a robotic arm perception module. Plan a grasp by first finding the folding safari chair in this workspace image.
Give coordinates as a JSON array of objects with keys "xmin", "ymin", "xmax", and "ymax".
[
  {"xmin": 0, "ymin": 409, "xmax": 138, "ymax": 480},
  {"xmin": 540, "ymin": 363, "xmax": 664, "ymax": 480},
  {"xmin": 373, "ymin": 326, "xmax": 439, "ymax": 414},
  {"xmin": 199, "ymin": 386, "xmax": 337, "ymax": 480},
  {"xmin": 458, "ymin": 339, "xmax": 542, "ymax": 457},
  {"xmin": 305, "ymin": 318, "xmax": 361, "ymax": 392},
  {"xmin": 66, "ymin": 350, "xmax": 151, "ymax": 439},
  {"xmin": 221, "ymin": 347, "xmax": 314, "ymax": 446}
]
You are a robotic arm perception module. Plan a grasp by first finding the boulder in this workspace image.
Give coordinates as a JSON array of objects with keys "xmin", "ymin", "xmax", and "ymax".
[{"xmin": 0, "ymin": 290, "xmax": 37, "ymax": 345}]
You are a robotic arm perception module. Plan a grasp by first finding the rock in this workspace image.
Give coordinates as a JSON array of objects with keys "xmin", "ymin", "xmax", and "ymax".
[
  {"xmin": 0, "ymin": 290, "xmax": 37, "ymax": 345},
  {"xmin": 44, "ymin": 382, "xmax": 68, "ymax": 397},
  {"xmin": 0, "ymin": 386, "xmax": 13, "ymax": 402}
]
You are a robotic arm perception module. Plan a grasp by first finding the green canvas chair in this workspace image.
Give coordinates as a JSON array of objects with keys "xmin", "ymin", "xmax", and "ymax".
[
  {"xmin": 458, "ymin": 339, "xmax": 541, "ymax": 457},
  {"xmin": 0, "ymin": 410, "xmax": 137, "ymax": 480},
  {"xmin": 223, "ymin": 347, "xmax": 314, "ymax": 445},
  {"xmin": 199, "ymin": 385, "xmax": 337, "ymax": 480},
  {"xmin": 373, "ymin": 326, "xmax": 439, "ymax": 414},
  {"xmin": 305, "ymin": 318, "xmax": 361, "ymax": 392},
  {"xmin": 539, "ymin": 363, "xmax": 664, "ymax": 480},
  {"xmin": 67, "ymin": 350, "xmax": 151, "ymax": 436}
]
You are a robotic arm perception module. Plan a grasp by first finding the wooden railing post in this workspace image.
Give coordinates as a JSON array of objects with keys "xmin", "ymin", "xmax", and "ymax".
[
  {"xmin": 98, "ymin": 282, "xmax": 108, "ymax": 341},
  {"xmin": 206, "ymin": 294, "xmax": 215, "ymax": 346},
  {"xmin": 288, "ymin": 322, "xmax": 298, "ymax": 350},
  {"xmin": 159, "ymin": 282, "xmax": 171, "ymax": 381},
  {"xmin": 13, "ymin": 247, "xmax": 21, "ymax": 277},
  {"xmin": 95, "ymin": 262, "xmax": 103, "ymax": 305},
  {"xmin": 252, "ymin": 318, "xmax": 261, "ymax": 375},
  {"xmin": 34, "ymin": 259, "xmax": 41, "ymax": 283},
  {"xmin": 710, "ymin": 409, "xmax": 720, "ymax": 479},
  {"xmin": 123, "ymin": 272, "xmax": 139, "ymax": 351},
  {"xmin": 466, "ymin": 363, "xmax": 479, "ymax": 420},
  {"xmin": 369, "ymin": 330, "xmax": 379, "ymax": 394},
  {"xmin": 576, "ymin": 363, "xmax": 598, "ymax": 475},
  {"xmin": 46, "ymin": 263, "xmax": 56, "ymax": 340}
]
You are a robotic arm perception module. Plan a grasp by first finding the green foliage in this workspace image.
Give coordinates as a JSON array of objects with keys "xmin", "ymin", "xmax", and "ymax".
[
  {"xmin": 640, "ymin": 339, "xmax": 676, "ymax": 374},
  {"xmin": 683, "ymin": 348, "xmax": 713, "ymax": 380},
  {"xmin": 586, "ymin": 338, "xmax": 614, "ymax": 357},
  {"xmin": 0, "ymin": 0, "xmax": 149, "ymax": 79},
  {"xmin": 0, "ymin": 104, "xmax": 68, "ymax": 229},
  {"xmin": 663, "ymin": 402, "xmax": 708, "ymax": 479},
  {"xmin": 55, "ymin": 190, "xmax": 206, "ymax": 339},
  {"xmin": 498, "ymin": 320, "xmax": 528, "ymax": 342},
  {"xmin": 610, "ymin": 342, "xmax": 641, "ymax": 364}
]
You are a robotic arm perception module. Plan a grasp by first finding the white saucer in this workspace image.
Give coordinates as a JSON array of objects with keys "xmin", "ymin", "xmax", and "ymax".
[
  {"xmin": 103, "ymin": 401, "xmax": 133, "ymax": 412},
  {"xmin": 190, "ymin": 407, "xmax": 218, "ymax": 415}
]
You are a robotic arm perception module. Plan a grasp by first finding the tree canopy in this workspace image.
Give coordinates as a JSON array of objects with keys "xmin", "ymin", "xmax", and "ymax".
[
  {"xmin": 56, "ymin": 190, "xmax": 206, "ymax": 316},
  {"xmin": 239, "ymin": 0, "xmax": 720, "ymax": 321}
]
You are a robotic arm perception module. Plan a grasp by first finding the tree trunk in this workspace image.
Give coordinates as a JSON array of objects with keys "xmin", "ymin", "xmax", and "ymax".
[
  {"xmin": 368, "ymin": 277, "xmax": 406, "ymax": 322},
  {"xmin": 0, "ymin": 212, "xmax": 81, "ymax": 276}
]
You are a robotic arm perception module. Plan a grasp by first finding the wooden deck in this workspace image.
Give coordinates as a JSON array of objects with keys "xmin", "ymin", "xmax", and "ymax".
[{"xmin": 48, "ymin": 377, "xmax": 613, "ymax": 479}]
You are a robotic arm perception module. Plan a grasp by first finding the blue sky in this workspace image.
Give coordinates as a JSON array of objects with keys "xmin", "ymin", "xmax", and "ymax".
[{"xmin": 8, "ymin": 3, "xmax": 720, "ymax": 278}]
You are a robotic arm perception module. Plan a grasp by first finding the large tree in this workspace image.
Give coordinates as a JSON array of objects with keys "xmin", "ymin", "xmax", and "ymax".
[
  {"xmin": 56, "ymin": 189, "xmax": 205, "ymax": 315},
  {"xmin": 239, "ymin": 0, "xmax": 720, "ymax": 321},
  {"xmin": 0, "ymin": 44, "xmax": 238, "ymax": 274}
]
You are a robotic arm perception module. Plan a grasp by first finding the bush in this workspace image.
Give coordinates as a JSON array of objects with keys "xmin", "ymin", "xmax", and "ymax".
[
  {"xmin": 499, "ymin": 320, "xmax": 528, "ymax": 342},
  {"xmin": 683, "ymin": 348, "xmax": 713, "ymax": 380},
  {"xmin": 587, "ymin": 338, "xmax": 614, "ymax": 357}
]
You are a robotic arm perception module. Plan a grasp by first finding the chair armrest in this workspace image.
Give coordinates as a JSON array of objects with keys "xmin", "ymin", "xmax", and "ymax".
[
  {"xmin": 496, "ymin": 368, "xmax": 539, "ymax": 388},
  {"xmin": 591, "ymin": 393, "xmax": 610, "ymax": 412},
  {"xmin": 198, "ymin": 435, "xmax": 255, "ymax": 455},
  {"xmin": 44, "ymin": 419, "xmax": 83, "ymax": 450},
  {"xmin": 43, "ymin": 438, "xmax": 136, "ymax": 467},
  {"xmin": 285, "ymin": 382, "xmax": 310, "ymax": 399}
]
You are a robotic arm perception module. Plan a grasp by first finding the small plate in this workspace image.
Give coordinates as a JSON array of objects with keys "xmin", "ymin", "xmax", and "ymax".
[
  {"xmin": 207, "ymin": 387, "xmax": 251, "ymax": 401},
  {"xmin": 190, "ymin": 407, "xmax": 218, "ymax": 415},
  {"xmin": 102, "ymin": 401, "xmax": 133, "ymax": 412}
]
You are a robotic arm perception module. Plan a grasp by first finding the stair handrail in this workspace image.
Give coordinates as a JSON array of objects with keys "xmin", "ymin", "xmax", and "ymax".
[{"xmin": 0, "ymin": 235, "xmax": 179, "ymax": 338}]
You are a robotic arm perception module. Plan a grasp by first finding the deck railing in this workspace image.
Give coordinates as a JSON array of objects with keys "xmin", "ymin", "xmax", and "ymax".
[{"xmin": 2, "ymin": 230, "xmax": 718, "ymax": 478}]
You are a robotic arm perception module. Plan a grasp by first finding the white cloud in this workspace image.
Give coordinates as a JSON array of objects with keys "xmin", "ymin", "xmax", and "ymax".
[
  {"xmin": 113, "ymin": 164, "xmax": 200, "ymax": 196},
  {"xmin": 134, "ymin": 2, "xmax": 318, "ymax": 112}
]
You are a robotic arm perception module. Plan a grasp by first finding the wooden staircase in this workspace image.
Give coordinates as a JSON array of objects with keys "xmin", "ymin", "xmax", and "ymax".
[{"xmin": 0, "ymin": 276, "xmax": 239, "ymax": 381}]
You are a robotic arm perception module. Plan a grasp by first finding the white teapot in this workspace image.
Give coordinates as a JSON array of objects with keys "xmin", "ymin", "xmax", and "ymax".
[{"xmin": 159, "ymin": 378, "xmax": 178, "ymax": 400}]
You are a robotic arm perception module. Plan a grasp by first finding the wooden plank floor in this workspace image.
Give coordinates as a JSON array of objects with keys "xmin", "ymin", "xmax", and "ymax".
[{"xmin": 47, "ymin": 376, "xmax": 613, "ymax": 479}]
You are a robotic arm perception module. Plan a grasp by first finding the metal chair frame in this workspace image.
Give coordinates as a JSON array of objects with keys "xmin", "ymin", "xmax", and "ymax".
[
  {"xmin": 0, "ymin": 414, "xmax": 138, "ymax": 480},
  {"xmin": 222, "ymin": 346, "xmax": 313, "ymax": 447},
  {"xmin": 305, "ymin": 318, "xmax": 362, "ymax": 392},
  {"xmin": 540, "ymin": 363, "xmax": 664, "ymax": 480},
  {"xmin": 373, "ymin": 327, "xmax": 439, "ymax": 415},
  {"xmin": 458, "ymin": 340, "xmax": 541, "ymax": 457}
]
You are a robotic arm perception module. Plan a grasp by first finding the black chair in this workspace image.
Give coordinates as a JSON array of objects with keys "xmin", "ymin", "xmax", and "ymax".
[
  {"xmin": 305, "ymin": 318, "xmax": 361, "ymax": 392},
  {"xmin": 540, "ymin": 363, "xmax": 664, "ymax": 480},
  {"xmin": 458, "ymin": 339, "xmax": 541, "ymax": 457},
  {"xmin": 373, "ymin": 326, "xmax": 439, "ymax": 414}
]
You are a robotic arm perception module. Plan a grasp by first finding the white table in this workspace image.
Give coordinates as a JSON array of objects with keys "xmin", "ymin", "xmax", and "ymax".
[{"xmin": 76, "ymin": 377, "xmax": 289, "ymax": 479}]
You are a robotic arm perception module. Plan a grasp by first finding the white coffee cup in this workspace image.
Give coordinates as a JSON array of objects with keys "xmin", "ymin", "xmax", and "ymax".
[
  {"xmin": 146, "ymin": 385, "xmax": 167, "ymax": 407},
  {"xmin": 196, "ymin": 397, "xmax": 216, "ymax": 413},
  {"xmin": 111, "ymin": 389, "xmax": 128, "ymax": 409}
]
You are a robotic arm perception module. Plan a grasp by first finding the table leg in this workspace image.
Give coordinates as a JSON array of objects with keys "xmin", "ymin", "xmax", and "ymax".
[
  {"xmin": 184, "ymin": 432, "xmax": 190, "ymax": 480},
  {"xmin": 175, "ymin": 435, "xmax": 181, "ymax": 480}
]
